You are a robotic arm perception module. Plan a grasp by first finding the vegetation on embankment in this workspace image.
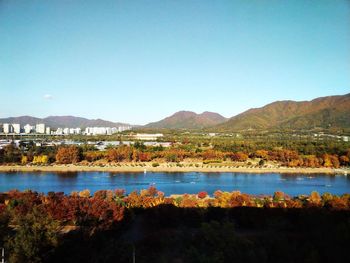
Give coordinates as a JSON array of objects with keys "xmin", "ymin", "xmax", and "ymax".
[
  {"xmin": 0, "ymin": 188, "xmax": 349, "ymax": 262},
  {"xmin": 1, "ymin": 139, "xmax": 349, "ymax": 170}
]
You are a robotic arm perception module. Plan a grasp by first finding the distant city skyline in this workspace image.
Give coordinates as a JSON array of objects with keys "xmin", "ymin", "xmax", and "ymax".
[{"xmin": 1, "ymin": 0, "xmax": 349, "ymax": 124}]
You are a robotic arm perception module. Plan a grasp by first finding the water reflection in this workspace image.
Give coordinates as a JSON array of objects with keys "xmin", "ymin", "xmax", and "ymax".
[{"xmin": 54, "ymin": 171, "xmax": 78, "ymax": 178}]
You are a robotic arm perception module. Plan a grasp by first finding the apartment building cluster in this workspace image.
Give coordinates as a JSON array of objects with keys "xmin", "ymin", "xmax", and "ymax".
[
  {"xmin": 55, "ymin": 126, "xmax": 131, "ymax": 135},
  {"xmin": 0, "ymin": 123, "xmax": 132, "ymax": 136},
  {"xmin": 84, "ymin": 126, "xmax": 130, "ymax": 136},
  {"xmin": 0, "ymin": 123, "xmax": 50, "ymax": 135}
]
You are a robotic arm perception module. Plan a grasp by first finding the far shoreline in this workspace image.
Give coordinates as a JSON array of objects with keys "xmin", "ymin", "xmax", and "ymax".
[{"xmin": 0, "ymin": 164, "xmax": 347, "ymax": 175}]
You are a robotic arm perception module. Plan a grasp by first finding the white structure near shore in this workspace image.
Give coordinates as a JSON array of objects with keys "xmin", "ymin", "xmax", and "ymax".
[{"xmin": 134, "ymin": 133, "xmax": 164, "ymax": 140}]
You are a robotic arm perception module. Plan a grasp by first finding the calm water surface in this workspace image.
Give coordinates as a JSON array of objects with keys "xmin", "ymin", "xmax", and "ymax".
[{"xmin": 0, "ymin": 172, "xmax": 349, "ymax": 195}]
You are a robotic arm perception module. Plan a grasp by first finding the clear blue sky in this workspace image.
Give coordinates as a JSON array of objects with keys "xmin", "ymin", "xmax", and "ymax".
[{"xmin": 1, "ymin": 0, "xmax": 349, "ymax": 124}]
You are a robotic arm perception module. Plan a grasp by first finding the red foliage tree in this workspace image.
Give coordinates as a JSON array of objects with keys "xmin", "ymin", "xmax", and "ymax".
[{"xmin": 197, "ymin": 191, "xmax": 208, "ymax": 199}]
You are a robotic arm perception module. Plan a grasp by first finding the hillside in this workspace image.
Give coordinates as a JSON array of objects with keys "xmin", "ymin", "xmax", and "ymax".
[
  {"xmin": 145, "ymin": 111, "xmax": 228, "ymax": 129},
  {"xmin": 215, "ymin": 93, "xmax": 350, "ymax": 131},
  {"xmin": 0, "ymin": 115, "xmax": 131, "ymax": 128}
]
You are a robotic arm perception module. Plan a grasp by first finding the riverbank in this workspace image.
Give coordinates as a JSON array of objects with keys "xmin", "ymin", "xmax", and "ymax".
[{"xmin": 0, "ymin": 163, "xmax": 346, "ymax": 174}]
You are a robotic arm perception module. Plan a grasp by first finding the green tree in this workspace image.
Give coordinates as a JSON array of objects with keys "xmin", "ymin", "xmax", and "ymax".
[{"xmin": 7, "ymin": 207, "xmax": 59, "ymax": 263}]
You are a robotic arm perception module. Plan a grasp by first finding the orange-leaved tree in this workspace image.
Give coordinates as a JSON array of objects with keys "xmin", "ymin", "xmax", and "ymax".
[{"xmin": 56, "ymin": 146, "xmax": 81, "ymax": 164}]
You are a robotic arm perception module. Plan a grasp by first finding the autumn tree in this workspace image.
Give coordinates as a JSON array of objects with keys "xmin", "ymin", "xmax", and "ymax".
[
  {"xmin": 254, "ymin": 150, "xmax": 269, "ymax": 160},
  {"xmin": 201, "ymin": 149, "xmax": 224, "ymax": 161},
  {"xmin": 339, "ymin": 155, "xmax": 350, "ymax": 166},
  {"xmin": 107, "ymin": 146, "xmax": 133, "ymax": 162},
  {"xmin": 21, "ymin": 155, "xmax": 28, "ymax": 165},
  {"xmin": 1, "ymin": 144, "xmax": 21, "ymax": 163},
  {"xmin": 84, "ymin": 151, "xmax": 105, "ymax": 162},
  {"xmin": 138, "ymin": 152, "xmax": 152, "ymax": 162},
  {"xmin": 322, "ymin": 154, "xmax": 340, "ymax": 168},
  {"xmin": 309, "ymin": 191, "xmax": 321, "ymax": 205},
  {"xmin": 303, "ymin": 155, "xmax": 320, "ymax": 168},
  {"xmin": 230, "ymin": 152, "xmax": 248, "ymax": 162},
  {"xmin": 55, "ymin": 146, "xmax": 82, "ymax": 164},
  {"xmin": 198, "ymin": 191, "xmax": 208, "ymax": 199},
  {"xmin": 32, "ymin": 155, "xmax": 49, "ymax": 165}
]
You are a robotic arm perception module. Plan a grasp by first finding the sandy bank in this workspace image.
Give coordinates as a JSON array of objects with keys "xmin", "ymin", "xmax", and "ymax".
[{"xmin": 0, "ymin": 164, "xmax": 345, "ymax": 174}]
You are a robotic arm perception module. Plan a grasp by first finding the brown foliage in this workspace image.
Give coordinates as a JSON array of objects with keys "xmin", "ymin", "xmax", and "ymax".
[
  {"xmin": 322, "ymin": 154, "xmax": 340, "ymax": 168},
  {"xmin": 56, "ymin": 146, "xmax": 81, "ymax": 164},
  {"xmin": 339, "ymin": 155, "xmax": 350, "ymax": 166},
  {"xmin": 107, "ymin": 146, "xmax": 133, "ymax": 162},
  {"xmin": 309, "ymin": 191, "xmax": 321, "ymax": 204},
  {"xmin": 138, "ymin": 152, "xmax": 153, "ymax": 162},
  {"xmin": 254, "ymin": 150, "xmax": 269, "ymax": 159},
  {"xmin": 230, "ymin": 152, "xmax": 248, "ymax": 162},
  {"xmin": 84, "ymin": 151, "xmax": 105, "ymax": 162},
  {"xmin": 201, "ymin": 149, "xmax": 225, "ymax": 161},
  {"xmin": 302, "ymin": 155, "xmax": 321, "ymax": 168}
]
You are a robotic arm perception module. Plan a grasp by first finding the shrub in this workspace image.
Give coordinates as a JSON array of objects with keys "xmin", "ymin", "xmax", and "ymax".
[
  {"xmin": 198, "ymin": 191, "xmax": 208, "ymax": 199},
  {"xmin": 33, "ymin": 155, "xmax": 49, "ymax": 165},
  {"xmin": 21, "ymin": 156, "xmax": 28, "ymax": 165},
  {"xmin": 273, "ymin": 191, "xmax": 285, "ymax": 201},
  {"xmin": 203, "ymin": 160, "xmax": 222, "ymax": 164},
  {"xmin": 79, "ymin": 189, "xmax": 90, "ymax": 198},
  {"xmin": 309, "ymin": 191, "xmax": 321, "ymax": 204}
]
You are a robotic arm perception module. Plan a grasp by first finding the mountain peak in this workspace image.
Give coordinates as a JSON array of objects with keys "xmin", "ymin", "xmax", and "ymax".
[{"xmin": 146, "ymin": 111, "xmax": 227, "ymax": 129}]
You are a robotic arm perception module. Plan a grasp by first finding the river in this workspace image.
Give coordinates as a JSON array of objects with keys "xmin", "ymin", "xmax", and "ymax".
[{"xmin": 1, "ymin": 171, "xmax": 349, "ymax": 196}]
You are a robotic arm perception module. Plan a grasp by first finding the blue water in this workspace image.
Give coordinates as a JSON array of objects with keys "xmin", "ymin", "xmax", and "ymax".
[{"xmin": 0, "ymin": 172, "xmax": 349, "ymax": 196}]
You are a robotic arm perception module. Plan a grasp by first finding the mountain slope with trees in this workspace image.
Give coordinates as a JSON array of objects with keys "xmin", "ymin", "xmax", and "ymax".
[{"xmin": 215, "ymin": 93, "xmax": 350, "ymax": 131}]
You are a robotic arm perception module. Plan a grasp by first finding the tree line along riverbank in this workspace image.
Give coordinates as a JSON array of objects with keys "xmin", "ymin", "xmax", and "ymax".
[
  {"xmin": 0, "ymin": 188, "xmax": 349, "ymax": 262},
  {"xmin": 1, "ymin": 143, "xmax": 350, "ymax": 170}
]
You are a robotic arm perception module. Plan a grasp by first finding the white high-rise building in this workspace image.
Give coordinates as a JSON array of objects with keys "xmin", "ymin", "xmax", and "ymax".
[
  {"xmin": 12, "ymin": 124, "xmax": 21, "ymax": 134},
  {"xmin": 85, "ymin": 127, "xmax": 101, "ymax": 135},
  {"xmin": 3, "ymin": 123, "xmax": 12, "ymax": 134},
  {"xmin": 55, "ymin": 128, "xmax": 63, "ymax": 135},
  {"xmin": 36, "ymin": 123, "xmax": 46, "ymax": 134},
  {"xmin": 69, "ymin": 128, "xmax": 82, "ymax": 135},
  {"xmin": 63, "ymin": 128, "xmax": 69, "ymax": 134},
  {"xmin": 24, "ymin": 124, "xmax": 34, "ymax": 134},
  {"xmin": 118, "ymin": 126, "xmax": 131, "ymax": 132},
  {"xmin": 46, "ymin": 127, "xmax": 51, "ymax": 135}
]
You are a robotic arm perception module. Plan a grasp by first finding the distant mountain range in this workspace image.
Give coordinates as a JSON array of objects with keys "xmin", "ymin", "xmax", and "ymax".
[
  {"xmin": 214, "ymin": 93, "xmax": 350, "ymax": 131},
  {"xmin": 0, "ymin": 116, "xmax": 131, "ymax": 129},
  {"xmin": 1, "ymin": 94, "xmax": 349, "ymax": 131},
  {"xmin": 145, "ymin": 111, "xmax": 228, "ymax": 129},
  {"xmin": 144, "ymin": 93, "xmax": 350, "ymax": 131}
]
